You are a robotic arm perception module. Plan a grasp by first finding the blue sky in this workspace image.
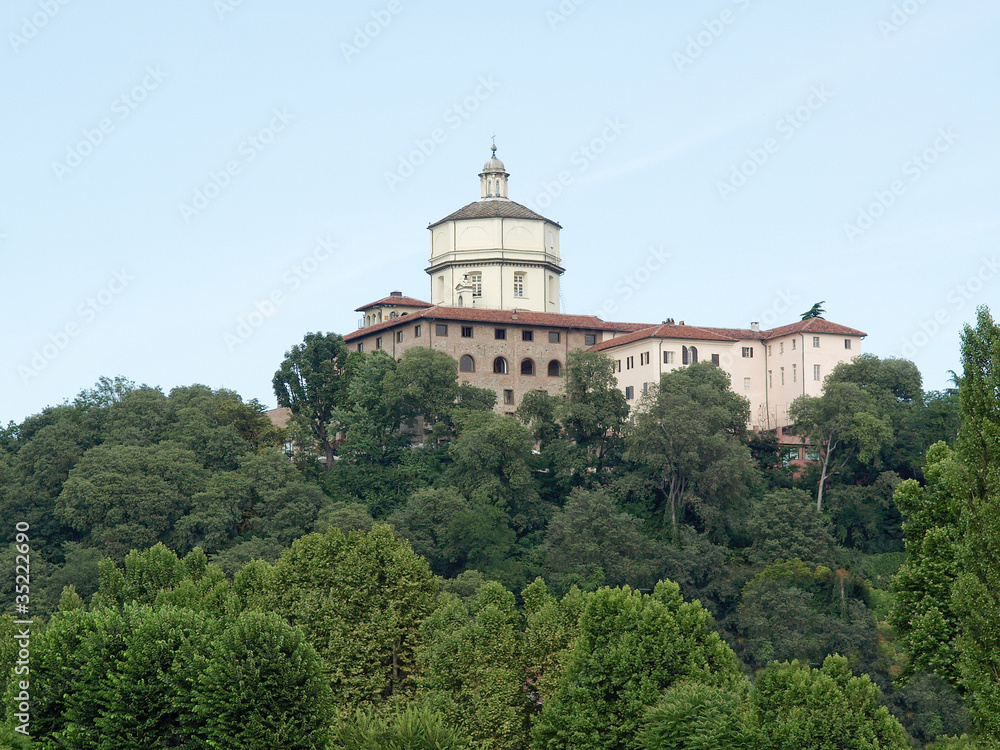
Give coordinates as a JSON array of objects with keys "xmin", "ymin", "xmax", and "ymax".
[{"xmin": 3, "ymin": 0, "xmax": 997, "ymax": 424}]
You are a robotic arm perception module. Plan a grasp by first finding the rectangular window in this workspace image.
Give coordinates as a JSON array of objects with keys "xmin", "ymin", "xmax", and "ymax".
[
  {"xmin": 640, "ymin": 352, "xmax": 649, "ymax": 365},
  {"xmin": 376, "ymin": 337, "xmax": 382, "ymax": 350},
  {"xmin": 503, "ymin": 389, "xmax": 514, "ymax": 405},
  {"xmin": 780, "ymin": 367, "xmax": 785, "ymax": 385},
  {"xmin": 461, "ymin": 326, "xmax": 473, "ymax": 338},
  {"xmin": 522, "ymin": 330, "xmax": 533, "ymax": 341},
  {"xmin": 495, "ymin": 328, "xmax": 506, "ymax": 340},
  {"xmin": 625, "ymin": 386, "xmax": 634, "ymax": 400},
  {"xmin": 792, "ymin": 364, "xmax": 797, "ymax": 382},
  {"xmin": 805, "ymin": 447, "xmax": 821, "ymax": 461},
  {"xmin": 744, "ymin": 377, "xmax": 751, "ymax": 390},
  {"xmin": 616, "ymin": 360, "xmax": 622, "ymax": 372},
  {"xmin": 711, "ymin": 354, "xmax": 720, "ymax": 366},
  {"xmin": 768, "ymin": 345, "xmax": 772, "ymax": 356},
  {"xmin": 768, "ymin": 370, "xmax": 773, "ymax": 387},
  {"xmin": 549, "ymin": 331, "xmax": 561, "ymax": 343},
  {"xmin": 813, "ymin": 336, "xmax": 820, "ymax": 348},
  {"xmin": 396, "ymin": 330, "xmax": 403, "ymax": 343},
  {"xmin": 792, "ymin": 339, "xmax": 797, "ymax": 350},
  {"xmin": 780, "ymin": 342, "xmax": 784, "ymax": 354},
  {"xmin": 414, "ymin": 325, "xmax": 421, "ymax": 337},
  {"xmin": 845, "ymin": 338, "xmax": 852, "ymax": 349},
  {"xmin": 470, "ymin": 273, "xmax": 482, "ymax": 297},
  {"xmin": 357, "ymin": 343, "xmax": 364, "ymax": 352},
  {"xmin": 642, "ymin": 381, "xmax": 649, "ymax": 395},
  {"xmin": 513, "ymin": 274, "xmax": 524, "ymax": 298},
  {"xmin": 813, "ymin": 364, "xmax": 821, "ymax": 381},
  {"xmin": 585, "ymin": 333, "xmax": 597, "ymax": 346},
  {"xmin": 626, "ymin": 356, "xmax": 634, "ymax": 370},
  {"xmin": 664, "ymin": 351, "xmax": 674, "ymax": 364},
  {"xmin": 436, "ymin": 324, "xmax": 448, "ymax": 337},
  {"xmin": 742, "ymin": 347, "xmax": 753, "ymax": 358}
]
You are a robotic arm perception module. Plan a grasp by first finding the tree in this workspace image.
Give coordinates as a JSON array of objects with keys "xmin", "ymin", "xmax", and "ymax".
[
  {"xmin": 272, "ymin": 331, "xmax": 351, "ymax": 468},
  {"xmin": 790, "ymin": 380, "xmax": 894, "ymax": 512},
  {"xmin": 560, "ymin": 349, "xmax": 630, "ymax": 471},
  {"xmin": 638, "ymin": 682, "xmax": 755, "ymax": 750},
  {"xmin": 194, "ymin": 610, "xmax": 334, "ymax": 750},
  {"xmin": 625, "ymin": 362, "xmax": 757, "ymax": 542},
  {"xmin": 801, "ymin": 301, "xmax": 826, "ymax": 320},
  {"xmin": 268, "ymin": 524, "xmax": 438, "ymax": 709},
  {"xmin": 540, "ymin": 488, "xmax": 661, "ymax": 593},
  {"xmin": 951, "ymin": 306, "xmax": 1000, "ymax": 744},
  {"xmin": 752, "ymin": 656, "xmax": 909, "ymax": 750},
  {"xmin": 531, "ymin": 581, "xmax": 745, "ymax": 750},
  {"xmin": 745, "ymin": 488, "xmax": 838, "ymax": 568},
  {"xmin": 331, "ymin": 704, "xmax": 474, "ymax": 750}
]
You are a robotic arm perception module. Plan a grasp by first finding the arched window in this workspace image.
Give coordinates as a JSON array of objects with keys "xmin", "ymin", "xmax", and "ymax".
[
  {"xmin": 521, "ymin": 358, "xmax": 535, "ymax": 375},
  {"xmin": 690, "ymin": 346, "xmax": 698, "ymax": 364},
  {"xmin": 682, "ymin": 346, "xmax": 689, "ymax": 365},
  {"xmin": 496, "ymin": 179, "xmax": 501, "ymax": 195},
  {"xmin": 460, "ymin": 355, "xmax": 475, "ymax": 372},
  {"xmin": 487, "ymin": 181, "xmax": 493, "ymax": 196},
  {"xmin": 389, "ymin": 311, "xmax": 397, "ymax": 319},
  {"xmin": 493, "ymin": 357, "xmax": 508, "ymax": 374},
  {"xmin": 547, "ymin": 360, "xmax": 561, "ymax": 377}
]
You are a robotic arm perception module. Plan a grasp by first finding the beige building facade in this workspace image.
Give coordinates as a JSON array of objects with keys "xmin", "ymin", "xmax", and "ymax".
[{"xmin": 344, "ymin": 148, "xmax": 866, "ymax": 431}]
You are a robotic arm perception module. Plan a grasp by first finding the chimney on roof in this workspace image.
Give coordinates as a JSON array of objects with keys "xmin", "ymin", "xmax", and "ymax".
[
  {"xmin": 750, "ymin": 322, "xmax": 760, "ymax": 332},
  {"xmin": 678, "ymin": 320, "xmax": 684, "ymax": 326},
  {"xmin": 391, "ymin": 290, "xmax": 402, "ymax": 297}
]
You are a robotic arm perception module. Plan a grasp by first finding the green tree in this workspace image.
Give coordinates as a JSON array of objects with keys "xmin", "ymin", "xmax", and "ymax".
[
  {"xmin": 331, "ymin": 704, "xmax": 474, "ymax": 750},
  {"xmin": 531, "ymin": 581, "xmax": 745, "ymax": 750},
  {"xmin": 638, "ymin": 682, "xmax": 755, "ymax": 750},
  {"xmin": 194, "ymin": 610, "xmax": 333, "ymax": 750},
  {"xmin": 745, "ymin": 488, "xmax": 838, "ymax": 569},
  {"xmin": 269, "ymin": 524, "xmax": 438, "ymax": 709},
  {"xmin": 560, "ymin": 349, "xmax": 630, "ymax": 472},
  {"xmin": 540, "ymin": 488, "xmax": 661, "ymax": 593},
  {"xmin": 272, "ymin": 331, "xmax": 351, "ymax": 468},
  {"xmin": 625, "ymin": 362, "xmax": 757, "ymax": 542},
  {"xmin": 752, "ymin": 655, "xmax": 909, "ymax": 750}
]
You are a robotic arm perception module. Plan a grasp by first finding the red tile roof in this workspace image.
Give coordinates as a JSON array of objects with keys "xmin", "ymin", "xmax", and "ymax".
[
  {"xmin": 344, "ymin": 305, "xmax": 650, "ymax": 341},
  {"xmin": 589, "ymin": 323, "xmax": 739, "ymax": 351},
  {"xmin": 355, "ymin": 293, "xmax": 432, "ymax": 312},
  {"xmin": 589, "ymin": 317, "xmax": 866, "ymax": 352},
  {"xmin": 428, "ymin": 199, "xmax": 561, "ymax": 229},
  {"xmin": 762, "ymin": 318, "xmax": 867, "ymax": 339}
]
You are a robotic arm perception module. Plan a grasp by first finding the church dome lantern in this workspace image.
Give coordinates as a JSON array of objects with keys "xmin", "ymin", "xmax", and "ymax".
[{"xmin": 480, "ymin": 144, "xmax": 509, "ymax": 199}]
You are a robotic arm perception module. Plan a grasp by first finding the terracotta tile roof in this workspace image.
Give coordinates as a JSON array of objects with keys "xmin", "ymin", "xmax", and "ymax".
[
  {"xmin": 589, "ymin": 323, "xmax": 739, "ymax": 351},
  {"xmin": 344, "ymin": 305, "xmax": 648, "ymax": 341},
  {"xmin": 355, "ymin": 293, "xmax": 432, "ymax": 312},
  {"xmin": 762, "ymin": 317, "xmax": 867, "ymax": 339},
  {"xmin": 265, "ymin": 406, "xmax": 291, "ymax": 429},
  {"xmin": 428, "ymin": 199, "xmax": 562, "ymax": 229}
]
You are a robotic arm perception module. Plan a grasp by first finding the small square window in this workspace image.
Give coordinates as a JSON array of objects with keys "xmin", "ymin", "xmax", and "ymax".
[
  {"xmin": 522, "ymin": 330, "xmax": 533, "ymax": 341},
  {"xmin": 813, "ymin": 336, "xmax": 820, "ymax": 348},
  {"xmin": 742, "ymin": 347, "xmax": 753, "ymax": 358},
  {"xmin": 664, "ymin": 351, "xmax": 674, "ymax": 364},
  {"xmin": 495, "ymin": 328, "xmax": 507, "ymax": 340},
  {"xmin": 585, "ymin": 333, "xmax": 596, "ymax": 346},
  {"xmin": 436, "ymin": 324, "xmax": 448, "ymax": 337},
  {"xmin": 549, "ymin": 331, "xmax": 560, "ymax": 343},
  {"xmin": 414, "ymin": 325, "xmax": 421, "ymax": 337},
  {"xmin": 503, "ymin": 389, "xmax": 514, "ymax": 405},
  {"xmin": 461, "ymin": 326, "xmax": 473, "ymax": 338}
]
